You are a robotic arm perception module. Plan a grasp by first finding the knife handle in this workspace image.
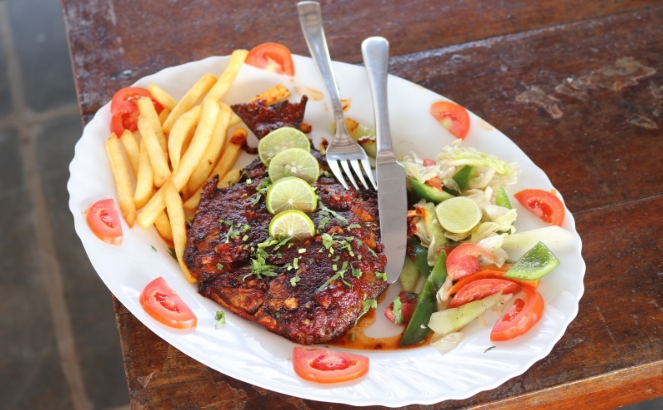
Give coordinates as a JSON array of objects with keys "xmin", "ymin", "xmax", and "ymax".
[{"xmin": 362, "ymin": 37, "xmax": 395, "ymax": 164}]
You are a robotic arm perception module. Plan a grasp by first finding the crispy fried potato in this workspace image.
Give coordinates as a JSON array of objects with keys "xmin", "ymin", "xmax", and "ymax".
[
  {"xmin": 249, "ymin": 84, "xmax": 290, "ymax": 105},
  {"xmin": 168, "ymin": 105, "xmax": 202, "ymax": 172},
  {"xmin": 119, "ymin": 130, "xmax": 140, "ymax": 175},
  {"xmin": 162, "ymin": 73, "xmax": 217, "ymax": 134},
  {"xmin": 137, "ymin": 97, "xmax": 167, "ymax": 151},
  {"xmin": 183, "ymin": 128, "xmax": 247, "ymax": 209},
  {"xmin": 133, "ymin": 139, "xmax": 154, "ymax": 209},
  {"xmin": 137, "ymin": 101, "xmax": 220, "ymax": 228},
  {"xmin": 105, "ymin": 134, "xmax": 136, "ymax": 227},
  {"xmin": 222, "ymin": 102, "xmax": 243, "ymax": 127},
  {"xmin": 148, "ymin": 84, "xmax": 177, "ymax": 111},
  {"xmin": 206, "ymin": 49, "xmax": 248, "ymax": 103},
  {"xmin": 187, "ymin": 104, "xmax": 231, "ymax": 194},
  {"xmin": 154, "ymin": 209, "xmax": 173, "ymax": 242},
  {"xmin": 300, "ymin": 122, "xmax": 312, "ymax": 133},
  {"xmin": 219, "ymin": 168, "xmax": 241, "ymax": 188},
  {"xmin": 137, "ymin": 117, "xmax": 171, "ymax": 188},
  {"xmin": 159, "ymin": 108, "xmax": 170, "ymax": 125},
  {"xmin": 163, "ymin": 181, "xmax": 196, "ymax": 283}
]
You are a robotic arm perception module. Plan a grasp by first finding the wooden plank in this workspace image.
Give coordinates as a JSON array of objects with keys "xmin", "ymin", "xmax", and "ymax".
[{"xmin": 63, "ymin": 0, "xmax": 662, "ymax": 123}]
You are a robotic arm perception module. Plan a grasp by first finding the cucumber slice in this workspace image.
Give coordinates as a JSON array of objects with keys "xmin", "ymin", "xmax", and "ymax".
[
  {"xmin": 504, "ymin": 241, "xmax": 560, "ymax": 280},
  {"xmin": 428, "ymin": 291, "xmax": 502, "ymax": 337},
  {"xmin": 399, "ymin": 257, "xmax": 419, "ymax": 292}
]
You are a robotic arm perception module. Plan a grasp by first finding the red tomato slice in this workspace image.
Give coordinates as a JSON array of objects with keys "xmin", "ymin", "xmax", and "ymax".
[
  {"xmin": 139, "ymin": 277, "xmax": 197, "ymax": 329},
  {"xmin": 514, "ymin": 189, "xmax": 565, "ymax": 227},
  {"xmin": 449, "ymin": 279, "xmax": 522, "ymax": 308},
  {"xmin": 424, "ymin": 177, "xmax": 443, "ymax": 190},
  {"xmin": 109, "ymin": 87, "xmax": 163, "ymax": 135},
  {"xmin": 430, "ymin": 101, "xmax": 471, "ymax": 139},
  {"xmin": 490, "ymin": 286, "xmax": 544, "ymax": 341},
  {"xmin": 384, "ymin": 291, "xmax": 417, "ymax": 325},
  {"xmin": 245, "ymin": 43, "xmax": 295, "ymax": 76},
  {"xmin": 446, "ymin": 269, "xmax": 538, "ymax": 296},
  {"xmin": 293, "ymin": 347, "xmax": 369, "ymax": 383},
  {"xmin": 446, "ymin": 243, "xmax": 497, "ymax": 281},
  {"xmin": 84, "ymin": 199, "xmax": 123, "ymax": 245}
]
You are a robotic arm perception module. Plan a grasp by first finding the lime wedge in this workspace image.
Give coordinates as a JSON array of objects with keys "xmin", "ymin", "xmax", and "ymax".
[
  {"xmin": 268, "ymin": 210, "xmax": 315, "ymax": 240},
  {"xmin": 258, "ymin": 127, "xmax": 310, "ymax": 165},
  {"xmin": 268, "ymin": 148, "xmax": 320, "ymax": 183},
  {"xmin": 265, "ymin": 176, "xmax": 317, "ymax": 214},
  {"xmin": 435, "ymin": 196, "xmax": 482, "ymax": 234},
  {"xmin": 504, "ymin": 241, "xmax": 560, "ymax": 280}
]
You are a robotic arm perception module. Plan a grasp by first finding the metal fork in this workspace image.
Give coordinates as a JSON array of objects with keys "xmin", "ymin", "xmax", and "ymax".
[{"xmin": 297, "ymin": 1, "xmax": 377, "ymax": 191}]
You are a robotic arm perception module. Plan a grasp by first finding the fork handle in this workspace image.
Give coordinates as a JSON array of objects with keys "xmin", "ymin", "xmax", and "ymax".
[
  {"xmin": 362, "ymin": 37, "xmax": 396, "ymax": 164},
  {"xmin": 297, "ymin": 2, "xmax": 347, "ymax": 130}
]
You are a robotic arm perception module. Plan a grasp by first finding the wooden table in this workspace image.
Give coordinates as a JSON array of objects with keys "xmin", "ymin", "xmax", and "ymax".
[{"xmin": 62, "ymin": 0, "xmax": 663, "ymax": 408}]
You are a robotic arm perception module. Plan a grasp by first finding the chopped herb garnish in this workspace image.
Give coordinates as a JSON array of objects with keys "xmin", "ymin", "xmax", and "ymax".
[
  {"xmin": 215, "ymin": 311, "xmax": 226, "ymax": 328},
  {"xmin": 376, "ymin": 271, "xmax": 388, "ymax": 281},
  {"xmin": 293, "ymin": 257, "xmax": 299, "ymax": 269},
  {"xmin": 290, "ymin": 274, "xmax": 300, "ymax": 287},
  {"xmin": 349, "ymin": 333, "xmax": 356, "ymax": 341},
  {"xmin": 249, "ymin": 194, "xmax": 262, "ymax": 205},
  {"xmin": 298, "ymin": 248, "xmax": 306, "ymax": 254},
  {"xmin": 321, "ymin": 170, "xmax": 333, "ymax": 178},
  {"xmin": 351, "ymin": 264, "xmax": 362, "ymax": 278},
  {"xmin": 246, "ymin": 178, "xmax": 252, "ymax": 184},
  {"xmin": 151, "ymin": 246, "xmax": 157, "ymax": 252},
  {"xmin": 216, "ymin": 263, "xmax": 224, "ymax": 270},
  {"xmin": 167, "ymin": 247, "xmax": 177, "ymax": 261},
  {"xmin": 332, "ymin": 264, "xmax": 338, "ymax": 271},
  {"xmin": 242, "ymin": 235, "xmax": 249, "ymax": 241},
  {"xmin": 392, "ymin": 297, "xmax": 404, "ymax": 325},
  {"xmin": 354, "ymin": 238, "xmax": 377, "ymax": 257},
  {"xmin": 357, "ymin": 254, "xmax": 362, "ymax": 260},
  {"xmin": 256, "ymin": 177, "xmax": 271, "ymax": 195},
  {"xmin": 317, "ymin": 216, "xmax": 331, "ymax": 232},
  {"xmin": 333, "ymin": 255, "xmax": 340, "ymax": 262},
  {"xmin": 355, "ymin": 299, "xmax": 378, "ymax": 324},
  {"xmin": 276, "ymin": 252, "xmax": 283, "ymax": 259},
  {"xmin": 347, "ymin": 223, "xmax": 361, "ymax": 229},
  {"xmin": 318, "ymin": 261, "xmax": 351, "ymax": 291},
  {"xmin": 322, "ymin": 233, "xmax": 335, "ymax": 250},
  {"xmin": 243, "ymin": 224, "xmax": 250, "ymax": 232},
  {"xmin": 484, "ymin": 346, "xmax": 496, "ymax": 353},
  {"xmin": 318, "ymin": 202, "xmax": 348, "ymax": 225}
]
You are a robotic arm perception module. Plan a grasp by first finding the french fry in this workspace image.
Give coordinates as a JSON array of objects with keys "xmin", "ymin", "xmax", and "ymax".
[
  {"xmin": 249, "ymin": 84, "xmax": 290, "ymax": 105},
  {"xmin": 137, "ymin": 101, "xmax": 219, "ymax": 228},
  {"xmin": 137, "ymin": 97, "xmax": 167, "ymax": 152},
  {"xmin": 148, "ymin": 84, "xmax": 177, "ymax": 111},
  {"xmin": 163, "ymin": 181, "xmax": 196, "ymax": 283},
  {"xmin": 187, "ymin": 105, "xmax": 231, "ymax": 194},
  {"xmin": 222, "ymin": 102, "xmax": 243, "ymax": 127},
  {"xmin": 159, "ymin": 108, "xmax": 170, "ymax": 125},
  {"xmin": 162, "ymin": 73, "xmax": 217, "ymax": 134},
  {"xmin": 137, "ymin": 117, "xmax": 171, "ymax": 188},
  {"xmin": 133, "ymin": 139, "xmax": 154, "ymax": 209},
  {"xmin": 206, "ymin": 49, "xmax": 249, "ymax": 103},
  {"xmin": 154, "ymin": 209, "xmax": 173, "ymax": 242},
  {"xmin": 120, "ymin": 130, "xmax": 140, "ymax": 175},
  {"xmin": 105, "ymin": 134, "xmax": 137, "ymax": 227},
  {"xmin": 183, "ymin": 128, "xmax": 247, "ymax": 209},
  {"xmin": 219, "ymin": 168, "xmax": 241, "ymax": 188},
  {"xmin": 168, "ymin": 105, "xmax": 202, "ymax": 172}
]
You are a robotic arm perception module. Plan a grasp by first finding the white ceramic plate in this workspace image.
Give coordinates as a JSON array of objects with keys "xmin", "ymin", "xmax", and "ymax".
[{"xmin": 68, "ymin": 54, "xmax": 585, "ymax": 407}]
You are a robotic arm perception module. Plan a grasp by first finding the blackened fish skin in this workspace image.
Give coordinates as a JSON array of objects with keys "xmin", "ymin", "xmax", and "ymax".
[{"xmin": 184, "ymin": 156, "xmax": 387, "ymax": 345}]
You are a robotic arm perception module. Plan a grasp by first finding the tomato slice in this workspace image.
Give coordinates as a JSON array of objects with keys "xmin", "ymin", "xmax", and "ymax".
[
  {"xmin": 109, "ymin": 87, "xmax": 163, "ymax": 135},
  {"xmin": 430, "ymin": 101, "xmax": 471, "ymax": 139},
  {"xmin": 446, "ymin": 269, "xmax": 538, "ymax": 296},
  {"xmin": 384, "ymin": 291, "xmax": 417, "ymax": 325},
  {"xmin": 449, "ymin": 279, "xmax": 521, "ymax": 308},
  {"xmin": 490, "ymin": 286, "xmax": 544, "ymax": 341},
  {"xmin": 293, "ymin": 347, "xmax": 369, "ymax": 383},
  {"xmin": 422, "ymin": 158, "xmax": 437, "ymax": 167},
  {"xmin": 84, "ymin": 199, "xmax": 123, "ymax": 245},
  {"xmin": 245, "ymin": 43, "xmax": 295, "ymax": 76},
  {"xmin": 139, "ymin": 277, "xmax": 197, "ymax": 329},
  {"xmin": 514, "ymin": 189, "xmax": 565, "ymax": 227},
  {"xmin": 424, "ymin": 177, "xmax": 443, "ymax": 190},
  {"xmin": 446, "ymin": 243, "xmax": 497, "ymax": 281}
]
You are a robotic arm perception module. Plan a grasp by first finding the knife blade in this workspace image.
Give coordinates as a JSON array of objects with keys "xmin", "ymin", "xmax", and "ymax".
[{"xmin": 362, "ymin": 37, "xmax": 408, "ymax": 284}]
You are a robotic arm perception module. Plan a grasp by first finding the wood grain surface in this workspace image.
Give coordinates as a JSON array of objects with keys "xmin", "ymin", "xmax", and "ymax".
[{"xmin": 62, "ymin": 0, "xmax": 663, "ymax": 408}]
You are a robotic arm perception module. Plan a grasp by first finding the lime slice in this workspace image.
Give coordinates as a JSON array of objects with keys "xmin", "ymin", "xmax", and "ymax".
[
  {"xmin": 265, "ymin": 176, "xmax": 317, "ymax": 214},
  {"xmin": 268, "ymin": 210, "xmax": 315, "ymax": 240},
  {"xmin": 504, "ymin": 241, "xmax": 560, "ymax": 280},
  {"xmin": 268, "ymin": 148, "xmax": 320, "ymax": 183},
  {"xmin": 258, "ymin": 127, "xmax": 310, "ymax": 164},
  {"xmin": 435, "ymin": 196, "xmax": 482, "ymax": 234}
]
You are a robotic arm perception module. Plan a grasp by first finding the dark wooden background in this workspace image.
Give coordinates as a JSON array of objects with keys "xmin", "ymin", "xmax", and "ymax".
[{"xmin": 62, "ymin": 0, "xmax": 663, "ymax": 408}]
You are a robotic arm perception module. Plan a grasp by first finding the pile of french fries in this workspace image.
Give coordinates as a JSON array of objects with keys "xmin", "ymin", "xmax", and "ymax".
[{"xmin": 103, "ymin": 49, "xmax": 292, "ymax": 283}]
